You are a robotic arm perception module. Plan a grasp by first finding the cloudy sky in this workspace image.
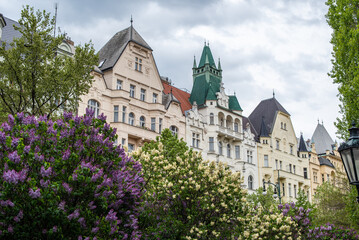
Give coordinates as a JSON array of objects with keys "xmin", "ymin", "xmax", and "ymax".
[{"xmin": 1, "ymin": 0, "xmax": 341, "ymax": 142}]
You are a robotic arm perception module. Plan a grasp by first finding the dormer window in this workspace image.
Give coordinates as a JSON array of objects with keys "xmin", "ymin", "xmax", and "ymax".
[{"xmin": 135, "ymin": 57, "xmax": 142, "ymax": 72}]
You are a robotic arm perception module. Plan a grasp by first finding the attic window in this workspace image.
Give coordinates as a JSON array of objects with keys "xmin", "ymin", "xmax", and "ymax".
[
  {"xmin": 98, "ymin": 60, "xmax": 105, "ymax": 68},
  {"xmin": 135, "ymin": 57, "xmax": 142, "ymax": 72}
]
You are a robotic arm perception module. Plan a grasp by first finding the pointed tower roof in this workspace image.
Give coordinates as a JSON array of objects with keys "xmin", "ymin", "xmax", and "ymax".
[
  {"xmin": 228, "ymin": 95, "xmax": 243, "ymax": 111},
  {"xmin": 98, "ymin": 25, "xmax": 152, "ymax": 71},
  {"xmin": 193, "ymin": 56, "xmax": 197, "ymax": 68},
  {"xmin": 198, "ymin": 44, "xmax": 216, "ymax": 68},
  {"xmin": 298, "ymin": 133, "xmax": 309, "ymax": 152},
  {"xmin": 259, "ymin": 116, "xmax": 269, "ymax": 137},
  {"xmin": 218, "ymin": 58, "xmax": 222, "ymax": 70},
  {"xmin": 311, "ymin": 123, "xmax": 335, "ymax": 155},
  {"xmin": 249, "ymin": 97, "xmax": 290, "ymax": 138}
]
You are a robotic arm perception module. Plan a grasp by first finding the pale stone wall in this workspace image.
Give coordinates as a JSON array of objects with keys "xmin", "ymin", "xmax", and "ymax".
[
  {"xmin": 79, "ymin": 42, "xmax": 186, "ymax": 150},
  {"xmin": 258, "ymin": 112, "xmax": 311, "ymax": 203}
]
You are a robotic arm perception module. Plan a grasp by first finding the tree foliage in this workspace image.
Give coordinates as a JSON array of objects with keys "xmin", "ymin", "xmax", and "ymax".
[
  {"xmin": 0, "ymin": 111, "xmax": 143, "ymax": 239},
  {"xmin": 131, "ymin": 129, "xmax": 247, "ymax": 239},
  {"xmin": 0, "ymin": 6, "xmax": 98, "ymax": 118},
  {"xmin": 326, "ymin": 0, "xmax": 359, "ymax": 139}
]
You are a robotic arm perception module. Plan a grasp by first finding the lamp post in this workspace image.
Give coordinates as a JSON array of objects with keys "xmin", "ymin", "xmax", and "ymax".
[
  {"xmin": 263, "ymin": 170, "xmax": 282, "ymax": 204},
  {"xmin": 338, "ymin": 123, "xmax": 359, "ymax": 203}
]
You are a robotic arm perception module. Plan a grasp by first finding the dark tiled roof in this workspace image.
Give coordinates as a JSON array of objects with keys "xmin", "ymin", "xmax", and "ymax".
[
  {"xmin": 1, "ymin": 16, "xmax": 22, "ymax": 50},
  {"xmin": 248, "ymin": 97, "xmax": 290, "ymax": 137},
  {"xmin": 298, "ymin": 134, "xmax": 308, "ymax": 152},
  {"xmin": 243, "ymin": 116, "xmax": 258, "ymax": 136},
  {"xmin": 162, "ymin": 80, "xmax": 191, "ymax": 115},
  {"xmin": 98, "ymin": 26, "xmax": 152, "ymax": 71},
  {"xmin": 319, "ymin": 157, "xmax": 335, "ymax": 168},
  {"xmin": 228, "ymin": 95, "xmax": 243, "ymax": 111},
  {"xmin": 311, "ymin": 123, "xmax": 335, "ymax": 154},
  {"xmin": 259, "ymin": 117, "xmax": 269, "ymax": 137}
]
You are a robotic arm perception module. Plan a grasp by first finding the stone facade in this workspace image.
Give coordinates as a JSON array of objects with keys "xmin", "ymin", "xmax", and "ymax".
[
  {"xmin": 249, "ymin": 97, "xmax": 311, "ymax": 202},
  {"xmin": 78, "ymin": 25, "xmax": 185, "ymax": 151}
]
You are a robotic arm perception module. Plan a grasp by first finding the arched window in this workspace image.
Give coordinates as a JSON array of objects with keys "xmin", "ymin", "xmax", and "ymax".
[
  {"xmin": 88, "ymin": 99, "xmax": 100, "ymax": 117},
  {"xmin": 248, "ymin": 175, "xmax": 253, "ymax": 190},
  {"xmin": 218, "ymin": 141, "xmax": 223, "ymax": 155},
  {"xmin": 129, "ymin": 112, "xmax": 135, "ymax": 126},
  {"xmin": 209, "ymin": 113, "xmax": 214, "ymax": 125},
  {"xmin": 140, "ymin": 116, "xmax": 145, "ymax": 127},
  {"xmin": 170, "ymin": 125, "xmax": 178, "ymax": 136},
  {"xmin": 227, "ymin": 144, "xmax": 231, "ymax": 158},
  {"xmin": 234, "ymin": 122, "xmax": 239, "ymax": 132}
]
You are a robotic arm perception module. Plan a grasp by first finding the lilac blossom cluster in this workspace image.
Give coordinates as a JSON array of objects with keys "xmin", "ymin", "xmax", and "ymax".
[
  {"xmin": 306, "ymin": 223, "xmax": 359, "ymax": 239},
  {"xmin": 0, "ymin": 110, "xmax": 144, "ymax": 239}
]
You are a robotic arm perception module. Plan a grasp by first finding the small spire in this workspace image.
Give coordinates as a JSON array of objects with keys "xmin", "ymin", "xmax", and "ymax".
[
  {"xmin": 130, "ymin": 15, "xmax": 133, "ymax": 26},
  {"xmin": 322, "ymin": 120, "xmax": 324, "ymax": 125},
  {"xmin": 273, "ymin": 89, "xmax": 275, "ymax": 98},
  {"xmin": 204, "ymin": 40, "xmax": 206, "ymax": 46},
  {"xmin": 193, "ymin": 55, "xmax": 197, "ymax": 68},
  {"xmin": 218, "ymin": 57, "xmax": 222, "ymax": 70},
  {"xmin": 207, "ymin": 41, "xmax": 209, "ymax": 46},
  {"xmin": 234, "ymin": 91, "xmax": 236, "ymax": 96},
  {"xmin": 317, "ymin": 118, "xmax": 319, "ymax": 124}
]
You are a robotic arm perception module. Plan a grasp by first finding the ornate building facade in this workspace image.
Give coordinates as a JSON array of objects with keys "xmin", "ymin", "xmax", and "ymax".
[
  {"xmin": 249, "ymin": 96, "xmax": 311, "ymax": 202},
  {"xmin": 78, "ymin": 24, "xmax": 186, "ymax": 151},
  {"xmin": 184, "ymin": 44, "xmax": 258, "ymax": 193}
]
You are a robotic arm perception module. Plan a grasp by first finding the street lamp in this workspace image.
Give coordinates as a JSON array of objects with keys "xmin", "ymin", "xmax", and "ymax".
[
  {"xmin": 338, "ymin": 123, "xmax": 359, "ymax": 203},
  {"xmin": 263, "ymin": 170, "xmax": 282, "ymax": 204}
]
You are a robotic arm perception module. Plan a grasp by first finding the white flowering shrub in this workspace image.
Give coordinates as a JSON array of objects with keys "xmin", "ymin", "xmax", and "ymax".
[{"xmin": 131, "ymin": 129, "xmax": 247, "ymax": 239}]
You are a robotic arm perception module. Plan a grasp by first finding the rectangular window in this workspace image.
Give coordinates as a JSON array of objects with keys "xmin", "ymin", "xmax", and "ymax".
[
  {"xmin": 293, "ymin": 165, "xmax": 296, "ymax": 174},
  {"xmin": 151, "ymin": 118, "xmax": 156, "ymax": 131},
  {"xmin": 264, "ymin": 155, "xmax": 269, "ymax": 167},
  {"xmin": 234, "ymin": 123, "xmax": 239, "ymax": 132},
  {"xmin": 280, "ymin": 161, "xmax": 283, "ymax": 170},
  {"xmin": 209, "ymin": 137, "xmax": 214, "ymax": 151},
  {"xmin": 140, "ymin": 88, "xmax": 146, "ymax": 101},
  {"xmin": 322, "ymin": 174, "xmax": 325, "ymax": 183},
  {"xmin": 128, "ymin": 143, "xmax": 134, "ymax": 152},
  {"xmin": 289, "ymin": 183, "xmax": 292, "ymax": 197},
  {"xmin": 153, "ymin": 93, "xmax": 158, "ymax": 103},
  {"xmin": 192, "ymin": 133, "xmax": 200, "ymax": 148},
  {"xmin": 114, "ymin": 105, "xmax": 119, "ymax": 122},
  {"xmin": 294, "ymin": 185, "xmax": 297, "ymax": 198},
  {"xmin": 247, "ymin": 150, "xmax": 253, "ymax": 163},
  {"xmin": 121, "ymin": 138, "xmax": 126, "ymax": 146},
  {"xmin": 116, "ymin": 80, "xmax": 122, "ymax": 90},
  {"xmin": 159, "ymin": 118, "xmax": 163, "ymax": 133},
  {"xmin": 135, "ymin": 57, "xmax": 142, "ymax": 71},
  {"xmin": 276, "ymin": 140, "xmax": 280, "ymax": 150},
  {"xmin": 282, "ymin": 183, "xmax": 285, "ymax": 196},
  {"xmin": 122, "ymin": 106, "xmax": 126, "ymax": 123},
  {"xmin": 235, "ymin": 145, "xmax": 240, "ymax": 159},
  {"xmin": 227, "ymin": 144, "xmax": 231, "ymax": 158},
  {"xmin": 275, "ymin": 159, "xmax": 278, "ymax": 170},
  {"xmin": 289, "ymin": 164, "xmax": 292, "ymax": 173},
  {"xmin": 327, "ymin": 174, "xmax": 330, "ymax": 182},
  {"xmin": 304, "ymin": 168, "xmax": 308, "ymax": 179},
  {"xmin": 130, "ymin": 85, "xmax": 135, "ymax": 98},
  {"xmin": 290, "ymin": 145, "xmax": 293, "ymax": 155}
]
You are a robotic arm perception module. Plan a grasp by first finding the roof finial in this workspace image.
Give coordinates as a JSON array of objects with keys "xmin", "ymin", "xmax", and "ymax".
[
  {"xmin": 234, "ymin": 91, "xmax": 236, "ymax": 96},
  {"xmin": 273, "ymin": 89, "xmax": 275, "ymax": 98},
  {"xmin": 208, "ymin": 41, "xmax": 209, "ymax": 46},
  {"xmin": 317, "ymin": 118, "xmax": 319, "ymax": 124},
  {"xmin": 130, "ymin": 15, "xmax": 133, "ymax": 26},
  {"xmin": 322, "ymin": 120, "xmax": 324, "ymax": 125},
  {"xmin": 204, "ymin": 40, "xmax": 206, "ymax": 46}
]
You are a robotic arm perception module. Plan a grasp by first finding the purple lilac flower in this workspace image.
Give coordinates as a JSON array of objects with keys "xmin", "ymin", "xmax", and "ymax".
[
  {"xmin": 58, "ymin": 201, "xmax": 66, "ymax": 211},
  {"xmin": 23, "ymin": 145, "xmax": 31, "ymax": 154},
  {"xmin": 29, "ymin": 188, "xmax": 41, "ymax": 199},
  {"xmin": 0, "ymin": 131, "xmax": 5, "ymax": 144},
  {"xmin": 106, "ymin": 209, "xmax": 118, "ymax": 222},
  {"xmin": 3, "ymin": 169, "xmax": 27, "ymax": 184},
  {"xmin": 40, "ymin": 166, "xmax": 52, "ymax": 178},
  {"xmin": 78, "ymin": 217, "xmax": 86, "ymax": 227},
  {"xmin": 91, "ymin": 227, "xmax": 99, "ymax": 233},
  {"xmin": 52, "ymin": 226, "xmax": 58, "ymax": 232},
  {"xmin": 8, "ymin": 151, "xmax": 21, "ymax": 164},
  {"xmin": 1, "ymin": 122, "xmax": 11, "ymax": 132},
  {"xmin": 40, "ymin": 179, "xmax": 50, "ymax": 188},
  {"xmin": 62, "ymin": 182, "xmax": 72, "ymax": 193},
  {"xmin": 68, "ymin": 209, "xmax": 80, "ymax": 220},
  {"xmin": 7, "ymin": 225, "xmax": 13, "ymax": 233},
  {"xmin": 62, "ymin": 149, "xmax": 71, "ymax": 161}
]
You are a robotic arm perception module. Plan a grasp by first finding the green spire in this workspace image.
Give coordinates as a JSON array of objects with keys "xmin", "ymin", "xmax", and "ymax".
[
  {"xmin": 218, "ymin": 58, "xmax": 222, "ymax": 70},
  {"xmin": 198, "ymin": 44, "xmax": 216, "ymax": 68},
  {"xmin": 193, "ymin": 55, "xmax": 197, "ymax": 68}
]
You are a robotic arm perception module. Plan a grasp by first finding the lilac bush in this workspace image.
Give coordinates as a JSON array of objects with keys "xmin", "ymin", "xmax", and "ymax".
[{"xmin": 0, "ymin": 110, "xmax": 144, "ymax": 239}]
